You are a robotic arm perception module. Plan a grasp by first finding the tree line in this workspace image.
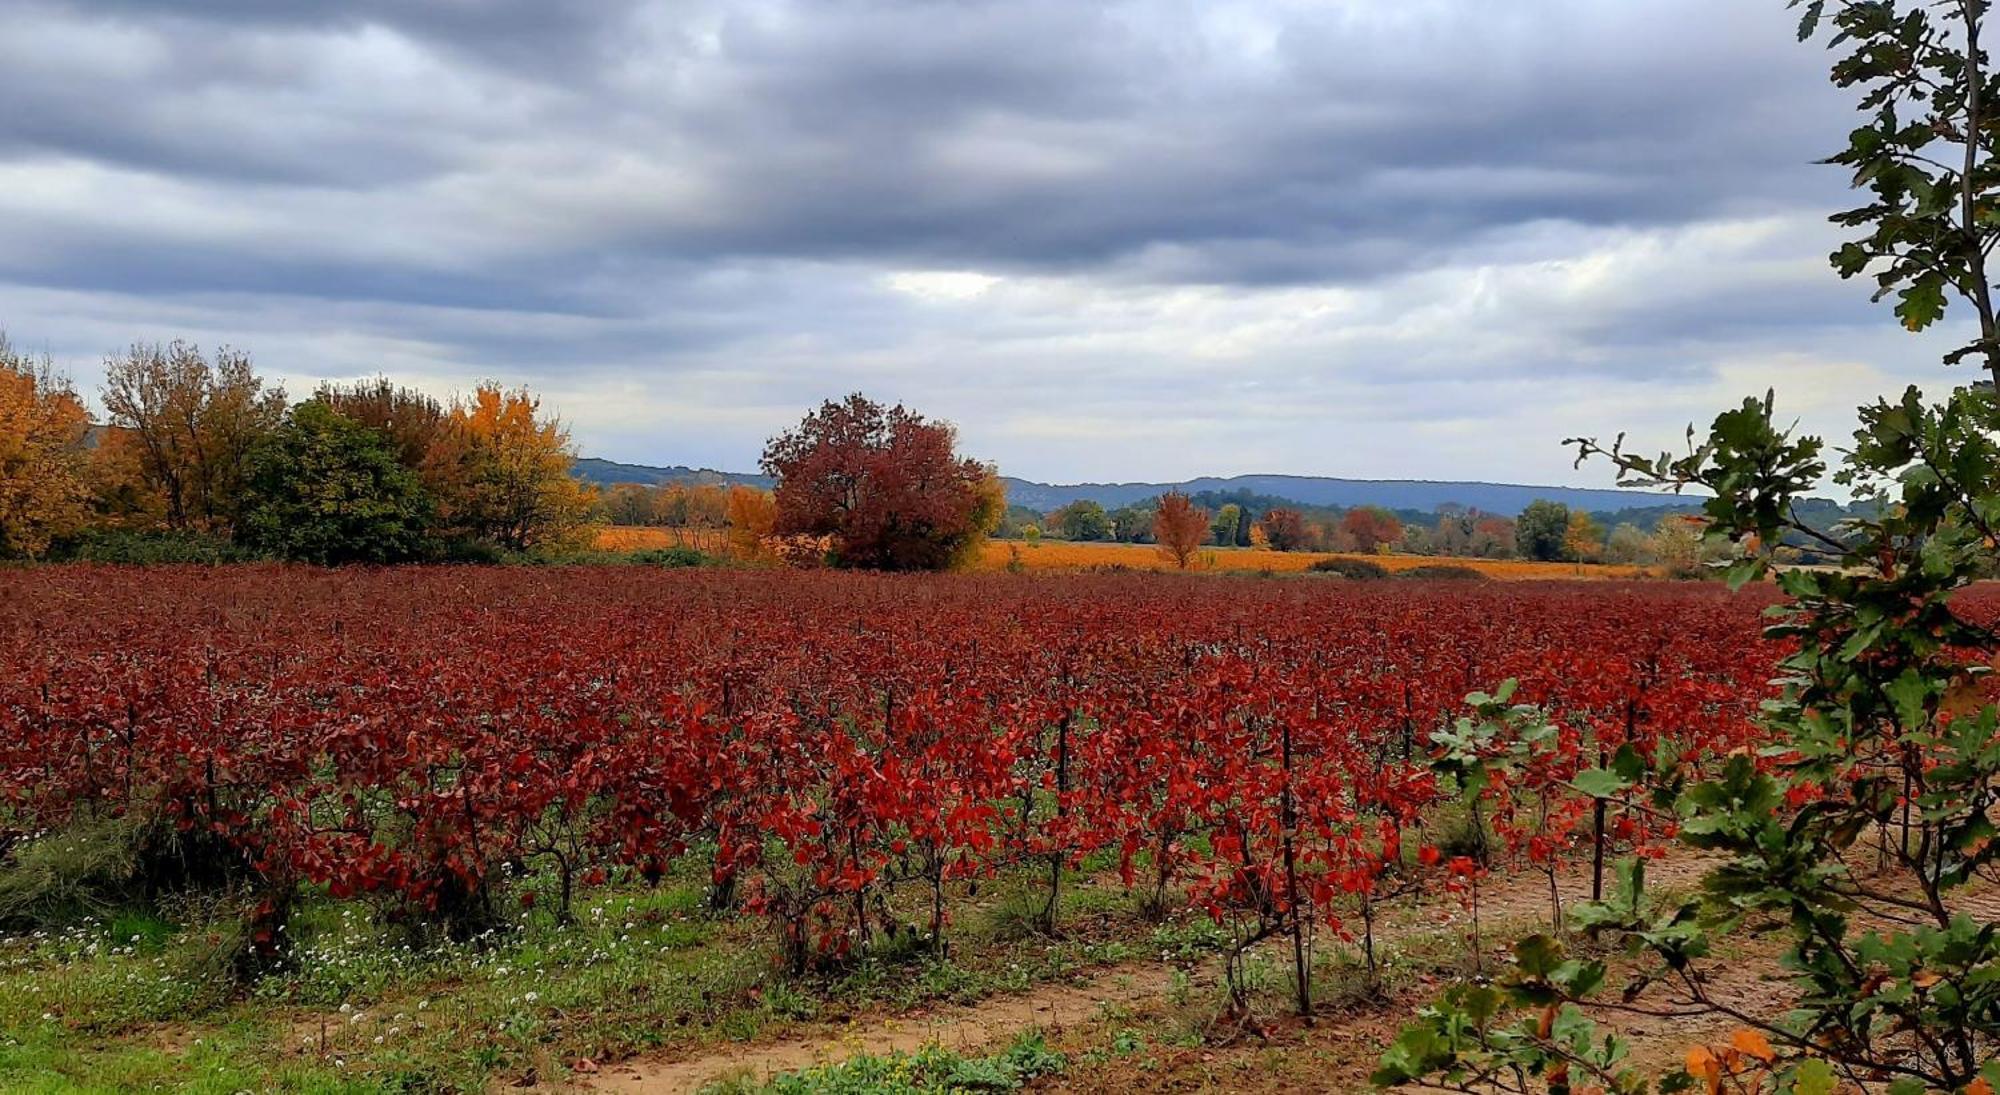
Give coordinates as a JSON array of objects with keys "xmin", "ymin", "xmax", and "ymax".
[
  {"xmin": 1, "ymin": 337, "xmax": 1722, "ymax": 573},
  {"xmin": 2, "ymin": 339, "xmax": 596, "ymax": 563},
  {"xmin": 2, "ymin": 347, "xmax": 1000, "ymax": 572},
  {"xmin": 1009, "ymin": 488, "xmax": 1729, "ymax": 571}
]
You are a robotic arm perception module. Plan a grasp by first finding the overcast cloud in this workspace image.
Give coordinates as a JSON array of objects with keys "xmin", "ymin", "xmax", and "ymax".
[{"xmin": 0, "ymin": 0, "xmax": 1969, "ymax": 486}]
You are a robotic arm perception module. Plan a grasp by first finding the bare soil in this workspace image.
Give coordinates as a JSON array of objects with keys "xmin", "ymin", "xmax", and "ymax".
[
  {"xmin": 588, "ymin": 963, "xmax": 1179, "ymax": 1092},
  {"xmin": 579, "ymin": 854, "xmax": 1723, "ymax": 1093}
]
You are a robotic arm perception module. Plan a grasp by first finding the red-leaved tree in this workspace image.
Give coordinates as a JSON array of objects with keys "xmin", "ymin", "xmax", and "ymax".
[
  {"xmin": 1258, "ymin": 507, "xmax": 1310, "ymax": 551},
  {"xmin": 1341, "ymin": 506, "xmax": 1403, "ymax": 554},
  {"xmin": 762, "ymin": 394, "xmax": 1003, "ymax": 571}
]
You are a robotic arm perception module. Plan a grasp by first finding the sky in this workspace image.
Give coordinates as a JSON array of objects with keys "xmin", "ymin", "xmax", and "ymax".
[{"xmin": 0, "ymin": 0, "xmax": 1978, "ymax": 486}]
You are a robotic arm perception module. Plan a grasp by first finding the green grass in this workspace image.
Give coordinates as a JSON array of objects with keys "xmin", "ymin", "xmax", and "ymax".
[
  {"xmin": 704, "ymin": 1031, "xmax": 1068, "ymax": 1094},
  {"xmin": 0, "ymin": 860, "xmax": 1165, "ymax": 1092},
  {"xmin": 0, "ymin": 828, "xmax": 1722, "ymax": 1094}
]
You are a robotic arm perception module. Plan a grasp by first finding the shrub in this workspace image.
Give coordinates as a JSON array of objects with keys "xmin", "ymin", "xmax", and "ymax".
[
  {"xmin": 751, "ymin": 1031, "xmax": 1067, "ymax": 1093},
  {"xmin": 54, "ymin": 529, "xmax": 257, "ymax": 565},
  {"xmin": 630, "ymin": 546, "xmax": 710, "ymax": 568},
  {"xmin": 431, "ymin": 535, "xmax": 511, "ymax": 564},
  {"xmin": 1309, "ymin": 557, "xmax": 1388, "ymax": 579},
  {"xmin": 504, "ymin": 545, "xmax": 716, "ymax": 567},
  {"xmin": 1395, "ymin": 564, "xmax": 1486, "ymax": 581},
  {"xmin": 237, "ymin": 401, "xmax": 434, "ymax": 565}
]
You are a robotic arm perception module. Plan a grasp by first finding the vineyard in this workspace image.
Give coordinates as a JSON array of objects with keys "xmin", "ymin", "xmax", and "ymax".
[
  {"xmin": 592, "ymin": 525, "xmax": 1655, "ymax": 579},
  {"xmin": 973, "ymin": 539, "xmax": 1657, "ymax": 579},
  {"xmin": 0, "ymin": 565, "xmax": 1848, "ymax": 1089}
]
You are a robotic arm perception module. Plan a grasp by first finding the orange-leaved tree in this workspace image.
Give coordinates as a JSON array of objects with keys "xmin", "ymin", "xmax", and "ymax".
[
  {"xmin": 1562, "ymin": 509, "xmax": 1603, "ymax": 563},
  {"xmin": 1153, "ymin": 490, "xmax": 1209, "ymax": 569},
  {"xmin": 761, "ymin": 393, "xmax": 1001, "ymax": 571},
  {"xmin": 0, "ymin": 337, "xmax": 92, "ymax": 558},
  {"xmin": 724, "ymin": 484, "xmax": 777, "ymax": 561}
]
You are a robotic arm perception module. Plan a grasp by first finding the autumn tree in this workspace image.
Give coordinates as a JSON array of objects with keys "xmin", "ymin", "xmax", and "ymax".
[
  {"xmin": 100, "ymin": 341, "xmax": 286, "ymax": 533},
  {"xmin": 601, "ymin": 483, "xmax": 660, "ymax": 525},
  {"xmin": 725, "ymin": 484, "xmax": 777, "ymax": 561},
  {"xmin": 0, "ymin": 338, "xmax": 91, "ymax": 558},
  {"xmin": 431, "ymin": 384, "xmax": 596, "ymax": 553},
  {"xmin": 1513, "ymin": 499, "xmax": 1569, "ymax": 561},
  {"xmin": 1600, "ymin": 521, "xmax": 1653, "ymax": 565},
  {"xmin": 1562, "ymin": 509, "xmax": 1604, "ymax": 562},
  {"xmin": 663, "ymin": 484, "xmax": 730, "ymax": 551},
  {"xmin": 1152, "ymin": 491, "xmax": 1209, "ymax": 569},
  {"xmin": 1257, "ymin": 507, "xmax": 1309, "ymax": 551},
  {"xmin": 1340, "ymin": 506, "xmax": 1403, "ymax": 554},
  {"xmin": 600, "ymin": 482, "xmax": 732, "ymax": 551},
  {"xmin": 238, "ymin": 401, "xmax": 433, "ymax": 564},
  {"xmin": 1471, "ymin": 516, "xmax": 1516, "ymax": 558},
  {"xmin": 316, "ymin": 377, "xmax": 450, "ymax": 475},
  {"xmin": 761, "ymin": 394, "xmax": 1002, "ymax": 571},
  {"xmin": 1649, "ymin": 515, "xmax": 1707, "ymax": 577},
  {"xmin": 1432, "ymin": 508, "xmax": 1478, "ymax": 556},
  {"xmin": 83, "ymin": 426, "xmax": 163, "ymax": 528}
]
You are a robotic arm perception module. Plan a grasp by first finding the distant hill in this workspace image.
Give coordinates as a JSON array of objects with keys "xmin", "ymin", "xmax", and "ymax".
[
  {"xmin": 994, "ymin": 474, "xmax": 1686, "ymax": 516},
  {"xmin": 573, "ymin": 458, "xmax": 1688, "ymax": 517},
  {"xmin": 572, "ymin": 457, "xmax": 773, "ymax": 491}
]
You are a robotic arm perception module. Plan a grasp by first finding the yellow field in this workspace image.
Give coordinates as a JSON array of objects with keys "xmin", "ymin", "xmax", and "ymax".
[
  {"xmin": 594, "ymin": 526, "xmax": 729, "ymax": 554},
  {"xmin": 978, "ymin": 539, "xmax": 1654, "ymax": 580},
  {"xmin": 595, "ymin": 527, "xmax": 1652, "ymax": 580}
]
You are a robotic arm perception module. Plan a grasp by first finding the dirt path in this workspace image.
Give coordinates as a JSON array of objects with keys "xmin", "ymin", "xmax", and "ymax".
[
  {"xmin": 587, "ymin": 963, "xmax": 1178, "ymax": 1092},
  {"xmin": 581, "ymin": 854, "xmax": 1722, "ymax": 1093}
]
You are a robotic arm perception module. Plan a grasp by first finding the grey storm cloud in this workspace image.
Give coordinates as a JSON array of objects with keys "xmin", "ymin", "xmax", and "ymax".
[
  {"xmin": 4, "ymin": 1, "xmax": 1847, "ymax": 284},
  {"xmin": 0, "ymin": 0, "xmax": 1959, "ymax": 484}
]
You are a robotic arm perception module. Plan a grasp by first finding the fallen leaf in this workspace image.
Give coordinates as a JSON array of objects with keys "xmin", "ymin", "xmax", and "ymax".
[
  {"xmin": 1732, "ymin": 1028, "xmax": 1776, "ymax": 1063},
  {"xmin": 1686, "ymin": 1046, "xmax": 1722, "ymax": 1095}
]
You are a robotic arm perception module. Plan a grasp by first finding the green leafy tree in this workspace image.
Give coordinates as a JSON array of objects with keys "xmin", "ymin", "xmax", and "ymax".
[
  {"xmin": 1109, "ymin": 502, "xmax": 1157, "ymax": 543},
  {"xmin": 1053, "ymin": 499, "xmax": 1111, "ymax": 541},
  {"xmin": 1513, "ymin": 499, "xmax": 1569, "ymax": 561},
  {"xmin": 1211, "ymin": 503, "xmax": 1242, "ymax": 546},
  {"xmin": 239, "ymin": 401, "xmax": 433, "ymax": 564},
  {"xmin": 1379, "ymin": 4, "xmax": 2000, "ymax": 1091},
  {"xmin": 1809, "ymin": 0, "xmax": 2000, "ymax": 382},
  {"xmin": 995, "ymin": 503, "xmax": 1044, "ymax": 539}
]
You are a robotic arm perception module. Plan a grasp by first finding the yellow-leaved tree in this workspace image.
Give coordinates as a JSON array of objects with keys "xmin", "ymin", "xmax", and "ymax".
[
  {"xmin": 431, "ymin": 384, "xmax": 596, "ymax": 554},
  {"xmin": 99, "ymin": 341, "xmax": 286, "ymax": 534},
  {"xmin": 724, "ymin": 484, "xmax": 777, "ymax": 561},
  {"xmin": 1562, "ymin": 509, "xmax": 1604, "ymax": 563},
  {"xmin": 0, "ymin": 338, "xmax": 91, "ymax": 558}
]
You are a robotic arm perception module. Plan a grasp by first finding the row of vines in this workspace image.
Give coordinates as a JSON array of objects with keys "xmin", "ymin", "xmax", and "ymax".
[{"xmin": 0, "ymin": 567, "xmax": 1837, "ymax": 1012}]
